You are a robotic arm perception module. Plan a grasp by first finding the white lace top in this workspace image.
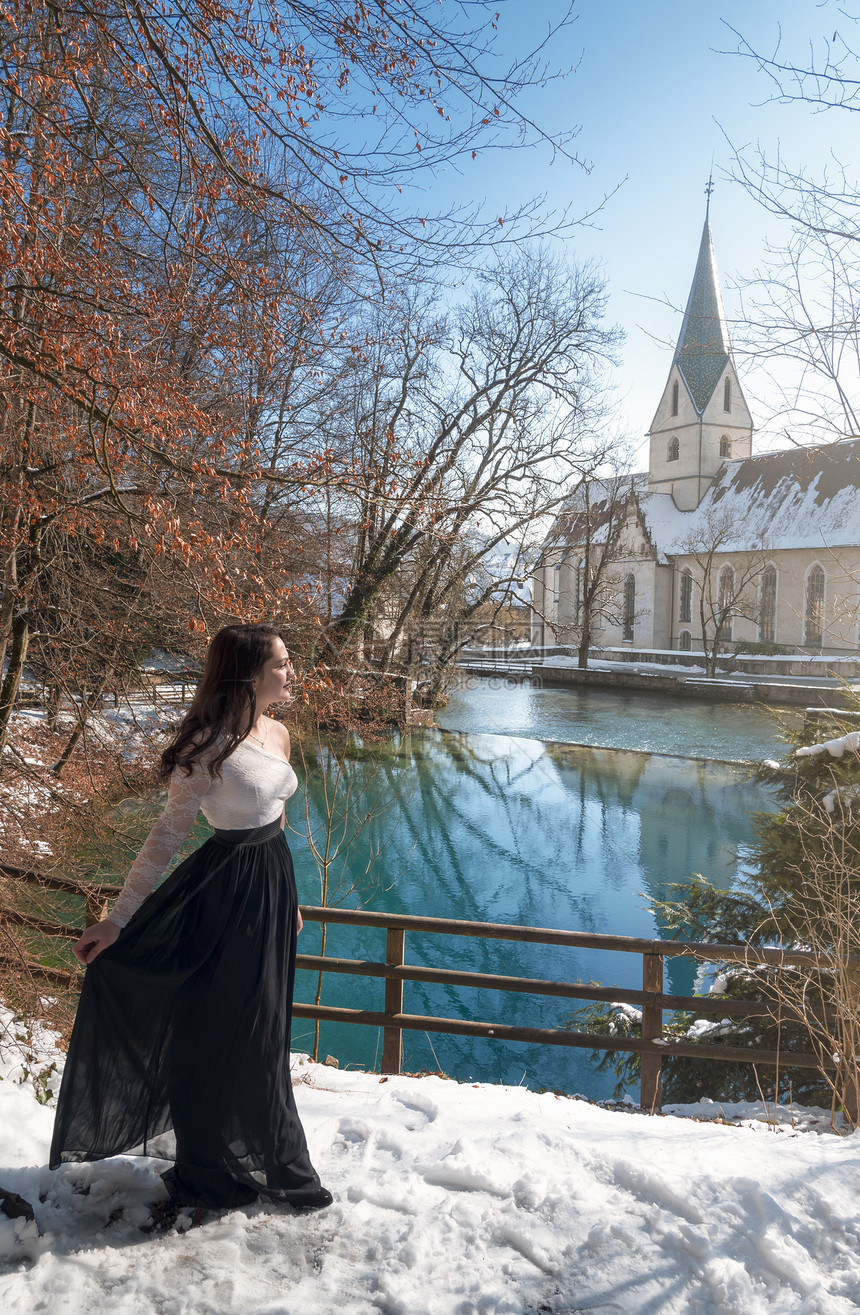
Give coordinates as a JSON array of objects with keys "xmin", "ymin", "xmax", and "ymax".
[{"xmin": 109, "ymin": 739, "xmax": 299, "ymax": 928}]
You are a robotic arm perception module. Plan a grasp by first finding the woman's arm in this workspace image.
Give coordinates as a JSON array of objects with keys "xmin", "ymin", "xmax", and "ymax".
[{"xmin": 73, "ymin": 766, "xmax": 213, "ymax": 964}]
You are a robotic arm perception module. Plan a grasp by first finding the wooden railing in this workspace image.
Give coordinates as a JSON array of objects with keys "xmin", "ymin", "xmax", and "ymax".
[
  {"xmin": 0, "ymin": 866, "xmax": 843, "ymax": 1112},
  {"xmin": 294, "ymin": 907, "xmax": 837, "ymax": 1112},
  {"xmin": 19, "ymin": 669, "xmax": 199, "ymax": 710}
]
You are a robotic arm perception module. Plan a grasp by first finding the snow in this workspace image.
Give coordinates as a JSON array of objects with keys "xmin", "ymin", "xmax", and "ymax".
[
  {"xmin": 638, "ymin": 444, "xmax": 860, "ymax": 557},
  {"xmin": 3, "ymin": 1010, "xmax": 860, "ymax": 1313},
  {"xmin": 796, "ymin": 731, "xmax": 860, "ymax": 760},
  {"xmin": 139, "ymin": 650, "xmax": 197, "ymax": 675},
  {"xmin": 822, "ymin": 785, "xmax": 860, "ymax": 814},
  {"xmin": 542, "ymin": 655, "xmax": 709, "ymax": 677}
]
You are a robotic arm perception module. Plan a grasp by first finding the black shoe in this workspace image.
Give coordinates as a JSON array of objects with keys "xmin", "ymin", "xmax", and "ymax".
[
  {"xmin": 140, "ymin": 1200, "xmax": 208, "ymax": 1233},
  {"xmin": 0, "ymin": 1188, "xmax": 35, "ymax": 1222},
  {"xmin": 291, "ymin": 1187, "xmax": 333, "ymax": 1213}
]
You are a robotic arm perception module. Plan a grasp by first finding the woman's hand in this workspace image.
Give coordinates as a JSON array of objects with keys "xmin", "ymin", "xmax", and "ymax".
[
  {"xmin": 73, "ymin": 919, "xmax": 121, "ymax": 965},
  {"xmin": 296, "ymin": 907, "xmax": 303, "ymax": 934}
]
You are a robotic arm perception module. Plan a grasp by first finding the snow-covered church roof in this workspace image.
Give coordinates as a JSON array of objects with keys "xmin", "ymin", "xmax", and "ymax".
[
  {"xmin": 546, "ymin": 439, "xmax": 860, "ymax": 562},
  {"xmin": 641, "ymin": 438, "xmax": 860, "ymax": 559},
  {"xmin": 543, "ymin": 474, "xmax": 645, "ymax": 552}
]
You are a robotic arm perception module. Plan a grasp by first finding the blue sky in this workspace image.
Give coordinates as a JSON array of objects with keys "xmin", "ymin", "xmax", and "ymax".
[{"xmin": 423, "ymin": 1, "xmax": 858, "ymax": 464}]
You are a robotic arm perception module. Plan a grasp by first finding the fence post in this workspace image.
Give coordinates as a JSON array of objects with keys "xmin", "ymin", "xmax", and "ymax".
[
  {"xmin": 382, "ymin": 927, "xmax": 405, "ymax": 1075},
  {"xmin": 640, "ymin": 952, "xmax": 663, "ymax": 1113}
]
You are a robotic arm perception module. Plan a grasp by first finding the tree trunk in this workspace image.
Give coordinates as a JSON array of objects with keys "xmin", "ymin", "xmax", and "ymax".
[
  {"xmin": 0, "ymin": 589, "xmax": 18, "ymax": 696},
  {"xmin": 319, "ymin": 516, "xmax": 419, "ymax": 664},
  {"xmin": 0, "ymin": 613, "xmax": 30, "ymax": 765},
  {"xmin": 52, "ymin": 670, "xmax": 113, "ymax": 776},
  {"xmin": 320, "ymin": 576, "xmax": 381, "ymax": 661},
  {"xmin": 46, "ymin": 685, "xmax": 61, "ymax": 731},
  {"xmin": 577, "ymin": 607, "xmax": 591, "ymax": 669}
]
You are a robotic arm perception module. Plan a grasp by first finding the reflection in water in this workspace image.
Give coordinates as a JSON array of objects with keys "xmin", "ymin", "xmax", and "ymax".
[{"xmin": 291, "ymin": 728, "xmax": 775, "ymax": 1100}]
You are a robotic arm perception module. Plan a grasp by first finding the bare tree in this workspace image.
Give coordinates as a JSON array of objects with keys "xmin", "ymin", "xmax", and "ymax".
[
  {"xmin": 402, "ymin": 530, "xmax": 537, "ymax": 705},
  {"xmin": 724, "ymin": 12, "xmax": 860, "ymax": 443},
  {"xmin": 315, "ymin": 249, "xmax": 621, "ymax": 668},
  {"xmin": 679, "ymin": 508, "xmax": 770, "ymax": 678},
  {"xmin": 533, "ymin": 456, "xmax": 634, "ymax": 668},
  {"xmin": 0, "ymin": 0, "xmax": 607, "ymax": 757}
]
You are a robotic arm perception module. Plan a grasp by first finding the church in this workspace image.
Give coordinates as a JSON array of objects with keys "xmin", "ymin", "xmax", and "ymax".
[{"xmin": 532, "ymin": 212, "xmax": 860, "ymax": 658}]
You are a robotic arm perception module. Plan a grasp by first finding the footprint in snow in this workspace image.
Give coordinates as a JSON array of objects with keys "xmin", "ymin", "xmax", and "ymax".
[
  {"xmin": 337, "ymin": 1116, "xmax": 372, "ymax": 1143},
  {"xmin": 390, "ymin": 1089, "xmax": 439, "ymax": 1123},
  {"xmin": 422, "ymin": 1164, "xmax": 511, "ymax": 1198}
]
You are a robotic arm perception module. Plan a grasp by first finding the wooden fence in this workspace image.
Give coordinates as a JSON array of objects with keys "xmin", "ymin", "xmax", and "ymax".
[{"xmin": 1, "ymin": 865, "xmax": 844, "ymax": 1111}]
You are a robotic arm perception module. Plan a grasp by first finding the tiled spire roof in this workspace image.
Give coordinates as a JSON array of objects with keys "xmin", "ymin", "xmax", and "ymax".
[{"xmin": 673, "ymin": 220, "xmax": 733, "ymax": 413}]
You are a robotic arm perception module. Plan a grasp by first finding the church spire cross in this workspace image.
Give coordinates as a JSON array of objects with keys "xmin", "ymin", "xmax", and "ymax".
[{"xmin": 705, "ymin": 173, "xmax": 714, "ymax": 219}]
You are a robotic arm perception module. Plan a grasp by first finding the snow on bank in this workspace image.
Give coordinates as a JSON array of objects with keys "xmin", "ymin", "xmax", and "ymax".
[
  {"xmin": 542, "ymin": 655, "xmax": 709, "ymax": 677},
  {"xmin": 2, "ymin": 1017, "xmax": 860, "ymax": 1313}
]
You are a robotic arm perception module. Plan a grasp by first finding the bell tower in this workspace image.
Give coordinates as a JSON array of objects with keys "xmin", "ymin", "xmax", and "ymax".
[{"xmin": 647, "ymin": 193, "xmax": 753, "ymax": 509}]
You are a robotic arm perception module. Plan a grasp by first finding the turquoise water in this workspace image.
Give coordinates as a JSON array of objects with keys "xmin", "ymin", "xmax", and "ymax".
[
  {"xmin": 436, "ymin": 676, "xmax": 799, "ymax": 762},
  {"xmin": 289, "ymin": 721, "xmax": 778, "ymax": 1099}
]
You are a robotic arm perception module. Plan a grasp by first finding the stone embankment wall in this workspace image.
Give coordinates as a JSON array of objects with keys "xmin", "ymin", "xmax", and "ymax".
[{"xmin": 532, "ymin": 664, "xmax": 855, "ymax": 707}]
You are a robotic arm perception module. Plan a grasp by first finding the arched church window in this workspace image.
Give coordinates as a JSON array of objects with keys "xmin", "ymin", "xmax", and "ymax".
[
  {"xmin": 667, "ymin": 436, "xmax": 679, "ymax": 462},
  {"xmin": 723, "ymin": 377, "xmax": 732, "ymax": 412},
  {"xmin": 671, "ymin": 381, "xmax": 679, "ymax": 416},
  {"xmin": 678, "ymin": 630, "xmax": 692, "ymax": 651},
  {"xmin": 717, "ymin": 565, "xmax": 734, "ymax": 641},
  {"xmin": 623, "ymin": 574, "xmax": 635, "ymax": 641},
  {"xmin": 804, "ymin": 564, "xmax": 825, "ymax": 647},
  {"xmin": 719, "ymin": 435, "xmax": 731, "ymax": 458},
  {"xmin": 678, "ymin": 568, "xmax": 692, "ymax": 624},
  {"xmin": 759, "ymin": 565, "xmax": 777, "ymax": 643}
]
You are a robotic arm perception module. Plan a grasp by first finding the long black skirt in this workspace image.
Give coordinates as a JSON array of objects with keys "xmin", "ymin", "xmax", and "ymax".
[{"xmin": 50, "ymin": 819, "xmax": 322, "ymax": 1209}]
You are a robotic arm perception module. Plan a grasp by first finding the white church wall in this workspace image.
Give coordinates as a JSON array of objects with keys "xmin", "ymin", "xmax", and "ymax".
[
  {"xmin": 647, "ymin": 369, "xmax": 704, "ymax": 510},
  {"xmin": 668, "ymin": 546, "xmax": 860, "ymax": 654},
  {"xmin": 651, "ymin": 564, "xmax": 674, "ymax": 648}
]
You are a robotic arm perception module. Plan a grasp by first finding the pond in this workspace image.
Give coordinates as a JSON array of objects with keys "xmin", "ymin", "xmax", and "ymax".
[{"xmin": 288, "ymin": 719, "xmax": 779, "ymax": 1100}]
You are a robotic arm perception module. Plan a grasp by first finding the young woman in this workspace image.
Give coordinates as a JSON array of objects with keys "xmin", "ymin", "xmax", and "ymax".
[{"xmin": 50, "ymin": 624, "xmax": 332, "ymax": 1216}]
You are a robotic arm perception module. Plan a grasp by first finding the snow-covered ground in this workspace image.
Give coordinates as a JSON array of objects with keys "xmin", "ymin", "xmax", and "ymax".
[{"xmin": 2, "ymin": 1012, "xmax": 860, "ymax": 1314}]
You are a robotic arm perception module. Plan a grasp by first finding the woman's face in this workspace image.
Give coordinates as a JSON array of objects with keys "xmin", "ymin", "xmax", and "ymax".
[{"xmin": 252, "ymin": 637, "xmax": 295, "ymax": 709}]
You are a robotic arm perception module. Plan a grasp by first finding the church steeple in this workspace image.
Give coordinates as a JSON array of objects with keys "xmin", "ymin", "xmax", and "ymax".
[
  {"xmin": 646, "ymin": 201, "xmax": 753, "ymax": 510},
  {"xmin": 673, "ymin": 218, "xmax": 733, "ymax": 414}
]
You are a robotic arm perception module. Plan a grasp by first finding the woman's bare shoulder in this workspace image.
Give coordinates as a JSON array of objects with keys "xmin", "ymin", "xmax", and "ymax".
[{"xmin": 266, "ymin": 717, "xmax": 292, "ymax": 762}]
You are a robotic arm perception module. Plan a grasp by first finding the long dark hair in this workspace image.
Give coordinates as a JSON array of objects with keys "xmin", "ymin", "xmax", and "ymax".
[{"xmin": 160, "ymin": 624, "xmax": 284, "ymax": 779}]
